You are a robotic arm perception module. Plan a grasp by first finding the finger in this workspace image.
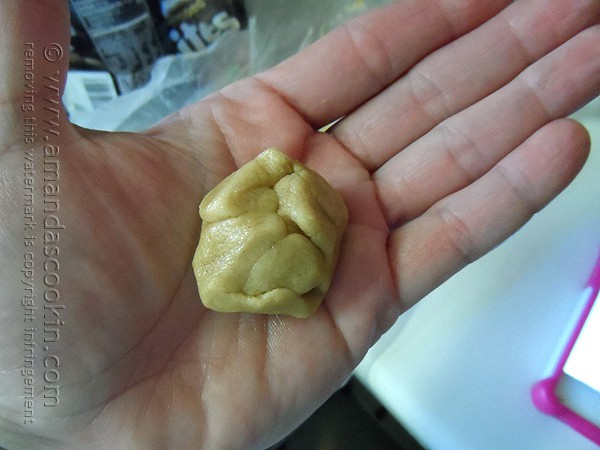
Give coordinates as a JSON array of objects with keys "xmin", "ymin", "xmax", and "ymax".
[
  {"xmin": 255, "ymin": 0, "xmax": 510, "ymax": 129},
  {"xmin": 0, "ymin": 1, "xmax": 71, "ymax": 146},
  {"xmin": 375, "ymin": 25, "xmax": 600, "ymax": 226},
  {"xmin": 388, "ymin": 119, "xmax": 590, "ymax": 309},
  {"xmin": 333, "ymin": 0, "xmax": 600, "ymax": 170},
  {"xmin": 0, "ymin": 1, "xmax": 23, "ymax": 144}
]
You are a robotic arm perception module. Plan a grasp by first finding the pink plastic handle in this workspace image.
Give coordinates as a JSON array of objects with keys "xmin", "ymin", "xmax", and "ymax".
[{"xmin": 531, "ymin": 250, "xmax": 600, "ymax": 445}]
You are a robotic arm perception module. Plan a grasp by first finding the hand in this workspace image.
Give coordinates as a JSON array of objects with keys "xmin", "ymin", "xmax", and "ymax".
[{"xmin": 1, "ymin": 1, "xmax": 598, "ymax": 448}]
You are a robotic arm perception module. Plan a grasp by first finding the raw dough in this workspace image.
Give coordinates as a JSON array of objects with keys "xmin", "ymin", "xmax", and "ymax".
[{"xmin": 193, "ymin": 148, "xmax": 348, "ymax": 318}]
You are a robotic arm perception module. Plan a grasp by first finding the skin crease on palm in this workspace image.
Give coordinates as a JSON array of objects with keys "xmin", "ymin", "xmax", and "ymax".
[{"xmin": 0, "ymin": 0, "xmax": 599, "ymax": 448}]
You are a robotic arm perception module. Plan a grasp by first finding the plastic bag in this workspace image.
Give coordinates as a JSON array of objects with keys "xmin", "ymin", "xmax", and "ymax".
[{"xmin": 69, "ymin": 0, "xmax": 391, "ymax": 132}]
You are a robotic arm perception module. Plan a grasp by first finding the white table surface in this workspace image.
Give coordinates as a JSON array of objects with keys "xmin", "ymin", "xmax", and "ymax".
[{"xmin": 355, "ymin": 99, "xmax": 600, "ymax": 450}]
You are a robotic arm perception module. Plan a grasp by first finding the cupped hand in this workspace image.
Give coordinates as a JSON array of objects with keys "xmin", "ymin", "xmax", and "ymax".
[{"xmin": 1, "ymin": 1, "xmax": 599, "ymax": 449}]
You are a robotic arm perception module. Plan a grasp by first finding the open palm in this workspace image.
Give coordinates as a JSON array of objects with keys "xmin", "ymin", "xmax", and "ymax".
[{"xmin": 1, "ymin": 1, "xmax": 599, "ymax": 449}]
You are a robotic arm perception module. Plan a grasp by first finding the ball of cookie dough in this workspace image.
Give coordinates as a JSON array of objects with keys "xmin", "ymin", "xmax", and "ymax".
[{"xmin": 192, "ymin": 148, "xmax": 348, "ymax": 318}]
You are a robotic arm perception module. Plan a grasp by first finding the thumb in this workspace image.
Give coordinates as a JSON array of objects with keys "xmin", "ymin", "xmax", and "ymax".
[{"xmin": 1, "ymin": 0, "xmax": 71, "ymax": 147}]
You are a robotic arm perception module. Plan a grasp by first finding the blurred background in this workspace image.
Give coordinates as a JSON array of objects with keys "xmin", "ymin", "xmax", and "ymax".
[{"xmin": 65, "ymin": 0, "xmax": 392, "ymax": 132}]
